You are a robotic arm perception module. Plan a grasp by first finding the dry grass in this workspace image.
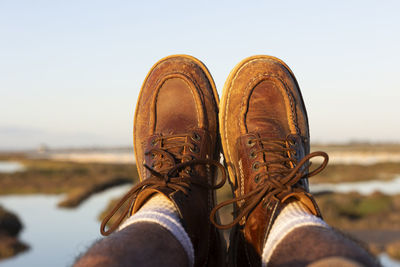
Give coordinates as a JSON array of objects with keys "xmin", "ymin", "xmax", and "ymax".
[
  {"xmin": 0, "ymin": 155, "xmax": 138, "ymax": 207},
  {"xmin": 315, "ymin": 192, "xmax": 400, "ymax": 230},
  {"xmin": 311, "ymin": 162, "xmax": 400, "ymax": 183}
]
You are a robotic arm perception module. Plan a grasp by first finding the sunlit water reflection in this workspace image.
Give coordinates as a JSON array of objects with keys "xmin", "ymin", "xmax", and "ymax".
[
  {"xmin": 380, "ymin": 253, "xmax": 400, "ymax": 267},
  {"xmin": 310, "ymin": 176, "xmax": 400, "ymax": 195},
  {"xmin": 0, "ymin": 161, "xmax": 25, "ymax": 173}
]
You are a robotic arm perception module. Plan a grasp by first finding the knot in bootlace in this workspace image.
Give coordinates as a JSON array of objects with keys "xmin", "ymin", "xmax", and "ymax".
[
  {"xmin": 101, "ymin": 132, "xmax": 227, "ymax": 236},
  {"xmin": 210, "ymin": 134, "xmax": 328, "ymax": 230}
]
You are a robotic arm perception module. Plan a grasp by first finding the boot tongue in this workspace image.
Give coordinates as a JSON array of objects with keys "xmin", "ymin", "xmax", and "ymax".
[
  {"xmin": 158, "ymin": 133, "xmax": 193, "ymax": 178},
  {"xmin": 162, "ymin": 137, "xmax": 186, "ymax": 163},
  {"xmin": 247, "ymin": 118, "xmax": 288, "ymax": 139},
  {"xmin": 249, "ymin": 131, "xmax": 291, "ymax": 176}
]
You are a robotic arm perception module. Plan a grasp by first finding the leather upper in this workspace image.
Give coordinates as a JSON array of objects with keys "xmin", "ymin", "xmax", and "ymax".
[
  {"xmin": 134, "ymin": 56, "xmax": 219, "ymax": 179},
  {"xmin": 220, "ymin": 56, "xmax": 310, "ymax": 191}
]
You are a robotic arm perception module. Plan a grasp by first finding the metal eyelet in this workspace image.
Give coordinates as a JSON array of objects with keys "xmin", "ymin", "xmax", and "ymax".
[
  {"xmin": 254, "ymin": 174, "xmax": 260, "ymax": 183},
  {"xmin": 151, "ymin": 139, "xmax": 157, "ymax": 146},
  {"xmin": 191, "ymin": 132, "xmax": 201, "ymax": 141},
  {"xmin": 151, "ymin": 153, "xmax": 155, "ymax": 159},
  {"xmin": 252, "ymin": 162, "xmax": 260, "ymax": 171},
  {"xmin": 250, "ymin": 150, "xmax": 256, "ymax": 159},
  {"xmin": 246, "ymin": 138, "xmax": 255, "ymax": 147},
  {"xmin": 189, "ymin": 144, "xmax": 199, "ymax": 153},
  {"xmin": 183, "ymin": 155, "xmax": 192, "ymax": 162},
  {"xmin": 262, "ymin": 201, "xmax": 268, "ymax": 208}
]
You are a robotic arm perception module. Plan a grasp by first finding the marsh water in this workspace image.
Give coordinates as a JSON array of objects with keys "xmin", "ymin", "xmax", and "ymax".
[
  {"xmin": 310, "ymin": 176, "xmax": 400, "ymax": 195},
  {"xmin": 0, "ymin": 185, "xmax": 131, "ymax": 267},
  {"xmin": 0, "ymin": 161, "xmax": 25, "ymax": 173}
]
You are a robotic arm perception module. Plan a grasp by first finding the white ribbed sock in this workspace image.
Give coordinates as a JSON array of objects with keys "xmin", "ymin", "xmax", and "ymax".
[
  {"xmin": 118, "ymin": 194, "xmax": 194, "ymax": 267},
  {"xmin": 261, "ymin": 201, "xmax": 329, "ymax": 266}
]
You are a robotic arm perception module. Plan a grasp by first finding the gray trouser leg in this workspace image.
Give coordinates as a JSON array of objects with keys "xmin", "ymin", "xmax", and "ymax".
[
  {"xmin": 268, "ymin": 226, "xmax": 378, "ymax": 267},
  {"xmin": 74, "ymin": 222, "xmax": 189, "ymax": 267}
]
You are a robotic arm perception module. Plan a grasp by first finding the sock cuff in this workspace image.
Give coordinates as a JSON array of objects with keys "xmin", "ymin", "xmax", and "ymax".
[
  {"xmin": 118, "ymin": 194, "xmax": 194, "ymax": 265},
  {"xmin": 119, "ymin": 211, "xmax": 195, "ymax": 267},
  {"xmin": 261, "ymin": 202, "xmax": 329, "ymax": 266}
]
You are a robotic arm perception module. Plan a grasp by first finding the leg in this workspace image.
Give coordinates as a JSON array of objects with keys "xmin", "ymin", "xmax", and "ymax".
[
  {"xmin": 75, "ymin": 223, "xmax": 189, "ymax": 267},
  {"xmin": 269, "ymin": 225, "xmax": 377, "ymax": 266},
  {"xmin": 262, "ymin": 201, "xmax": 377, "ymax": 266}
]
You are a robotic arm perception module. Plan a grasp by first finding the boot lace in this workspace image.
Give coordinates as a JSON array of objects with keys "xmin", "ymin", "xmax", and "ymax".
[
  {"xmin": 101, "ymin": 133, "xmax": 227, "ymax": 236},
  {"xmin": 210, "ymin": 135, "xmax": 328, "ymax": 229}
]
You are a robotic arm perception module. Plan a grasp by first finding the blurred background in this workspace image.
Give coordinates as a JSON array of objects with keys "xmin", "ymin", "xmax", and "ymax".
[{"xmin": 1, "ymin": 0, "xmax": 400, "ymax": 266}]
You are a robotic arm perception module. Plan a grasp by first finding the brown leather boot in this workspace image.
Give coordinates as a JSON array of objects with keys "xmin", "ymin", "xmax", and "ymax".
[
  {"xmin": 211, "ymin": 55, "xmax": 328, "ymax": 266},
  {"xmin": 101, "ymin": 55, "xmax": 227, "ymax": 266}
]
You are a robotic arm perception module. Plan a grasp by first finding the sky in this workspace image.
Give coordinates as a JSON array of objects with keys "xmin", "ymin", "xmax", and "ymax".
[{"xmin": 1, "ymin": 0, "xmax": 399, "ymax": 150}]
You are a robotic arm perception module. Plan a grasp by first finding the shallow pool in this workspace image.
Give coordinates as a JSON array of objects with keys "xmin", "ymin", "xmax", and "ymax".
[
  {"xmin": 0, "ymin": 161, "xmax": 25, "ymax": 173},
  {"xmin": 0, "ymin": 185, "xmax": 130, "ymax": 267},
  {"xmin": 310, "ymin": 176, "xmax": 400, "ymax": 195}
]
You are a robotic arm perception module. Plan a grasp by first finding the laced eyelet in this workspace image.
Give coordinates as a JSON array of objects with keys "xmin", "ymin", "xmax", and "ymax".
[
  {"xmin": 191, "ymin": 132, "xmax": 201, "ymax": 141},
  {"xmin": 182, "ymin": 155, "xmax": 192, "ymax": 162},
  {"xmin": 151, "ymin": 153, "xmax": 155, "ymax": 159},
  {"xmin": 185, "ymin": 168, "xmax": 193, "ymax": 175},
  {"xmin": 252, "ymin": 162, "xmax": 260, "ymax": 171},
  {"xmin": 190, "ymin": 144, "xmax": 199, "ymax": 153},
  {"xmin": 262, "ymin": 200, "xmax": 268, "ymax": 208},
  {"xmin": 151, "ymin": 139, "xmax": 157, "ymax": 146},
  {"xmin": 246, "ymin": 138, "xmax": 255, "ymax": 147},
  {"xmin": 250, "ymin": 150, "xmax": 256, "ymax": 159}
]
